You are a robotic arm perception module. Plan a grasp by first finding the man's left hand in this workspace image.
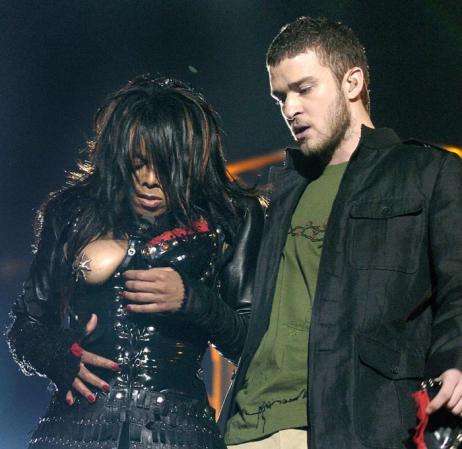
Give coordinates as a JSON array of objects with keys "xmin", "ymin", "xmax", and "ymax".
[
  {"xmin": 426, "ymin": 369, "xmax": 462, "ymax": 415},
  {"xmin": 123, "ymin": 267, "xmax": 185, "ymax": 313}
]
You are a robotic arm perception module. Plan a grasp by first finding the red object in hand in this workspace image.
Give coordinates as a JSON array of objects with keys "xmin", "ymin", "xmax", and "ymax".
[
  {"xmin": 70, "ymin": 343, "xmax": 84, "ymax": 358},
  {"xmin": 412, "ymin": 388, "xmax": 430, "ymax": 449}
]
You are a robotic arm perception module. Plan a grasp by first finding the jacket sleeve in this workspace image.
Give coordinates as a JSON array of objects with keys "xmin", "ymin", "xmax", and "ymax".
[
  {"xmin": 179, "ymin": 197, "xmax": 264, "ymax": 362},
  {"xmin": 7, "ymin": 196, "xmax": 84, "ymax": 395},
  {"xmin": 425, "ymin": 151, "xmax": 462, "ymax": 377}
]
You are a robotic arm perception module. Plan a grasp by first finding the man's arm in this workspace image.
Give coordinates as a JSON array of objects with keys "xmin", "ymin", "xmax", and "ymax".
[{"xmin": 424, "ymin": 152, "xmax": 462, "ymax": 415}]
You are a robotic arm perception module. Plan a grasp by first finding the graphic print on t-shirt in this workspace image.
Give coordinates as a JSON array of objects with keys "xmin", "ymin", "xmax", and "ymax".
[{"xmin": 288, "ymin": 221, "xmax": 327, "ymax": 248}]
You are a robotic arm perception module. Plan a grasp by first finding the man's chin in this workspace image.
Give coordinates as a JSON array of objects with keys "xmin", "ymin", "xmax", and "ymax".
[
  {"xmin": 299, "ymin": 140, "xmax": 335, "ymax": 164},
  {"xmin": 299, "ymin": 140, "xmax": 323, "ymax": 156},
  {"xmin": 299, "ymin": 145, "xmax": 312, "ymax": 155}
]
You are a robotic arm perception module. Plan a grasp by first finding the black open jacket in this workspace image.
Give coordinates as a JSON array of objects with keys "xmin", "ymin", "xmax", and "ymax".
[{"xmin": 223, "ymin": 127, "xmax": 462, "ymax": 449}]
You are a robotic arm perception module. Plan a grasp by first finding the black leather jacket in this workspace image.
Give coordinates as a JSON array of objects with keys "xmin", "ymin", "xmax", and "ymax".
[
  {"xmin": 8, "ymin": 187, "xmax": 263, "ymax": 449},
  {"xmin": 223, "ymin": 128, "xmax": 462, "ymax": 449}
]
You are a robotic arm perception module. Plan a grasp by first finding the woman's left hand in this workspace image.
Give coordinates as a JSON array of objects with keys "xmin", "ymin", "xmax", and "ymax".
[{"xmin": 123, "ymin": 267, "xmax": 185, "ymax": 313}]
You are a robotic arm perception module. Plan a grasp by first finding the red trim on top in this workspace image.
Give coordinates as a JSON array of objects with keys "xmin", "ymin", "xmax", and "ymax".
[{"xmin": 146, "ymin": 219, "xmax": 209, "ymax": 247}]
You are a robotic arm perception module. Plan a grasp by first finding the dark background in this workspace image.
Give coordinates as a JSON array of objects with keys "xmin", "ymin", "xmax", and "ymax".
[{"xmin": 1, "ymin": 1, "xmax": 462, "ymax": 447}]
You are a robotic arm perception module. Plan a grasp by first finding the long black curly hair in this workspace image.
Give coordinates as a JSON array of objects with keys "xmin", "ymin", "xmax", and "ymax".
[{"xmin": 56, "ymin": 75, "xmax": 251, "ymax": 273}]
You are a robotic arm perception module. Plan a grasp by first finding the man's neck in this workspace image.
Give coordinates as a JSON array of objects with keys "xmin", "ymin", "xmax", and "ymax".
[{"xmin": 329, "ymin": 115, "xmax": 374, "ymax": 165}]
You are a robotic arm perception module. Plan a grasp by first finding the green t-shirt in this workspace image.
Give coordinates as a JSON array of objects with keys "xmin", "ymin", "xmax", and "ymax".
[{"xmin": 226, "ymin": 162, "xmax": 347, "ymax": 444}]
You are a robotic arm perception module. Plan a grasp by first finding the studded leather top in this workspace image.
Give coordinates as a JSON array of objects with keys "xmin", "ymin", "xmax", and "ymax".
[
  {"xmin": 8, "ymin": 188, "xmax": 263, "ymax": 398},
  {"xmin": 72, "ymin": 216, "xmax": 224, "ymax": 397}
]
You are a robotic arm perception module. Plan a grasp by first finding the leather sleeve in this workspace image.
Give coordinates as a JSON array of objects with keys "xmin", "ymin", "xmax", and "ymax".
[
  {"xmin": 179, "ymin": 197, "xmax": 264, "ymax": 363},
  {"xmin": 425, "ymin": 152, "xmax": 462, "ymax": 377},
  {"xmin": 7, "ymin": 196, "xmax": 84, "ymax": 395}
]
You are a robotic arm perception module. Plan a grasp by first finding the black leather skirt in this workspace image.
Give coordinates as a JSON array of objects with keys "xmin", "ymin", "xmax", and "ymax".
[{"xmin": 29, "ymin": 388, "xmax": 226, "ymax": 449}]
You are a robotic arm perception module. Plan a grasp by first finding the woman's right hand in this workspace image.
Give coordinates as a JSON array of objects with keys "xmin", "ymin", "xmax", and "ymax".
[{"xmin": 65, "ymin": 314, "xmax": 120, "ymax": 405}]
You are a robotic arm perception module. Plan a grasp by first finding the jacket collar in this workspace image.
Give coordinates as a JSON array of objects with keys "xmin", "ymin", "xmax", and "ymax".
[
  {"xmin": 359, "ymin": 126, "xmax": 400, "ymax": 149},
  {"xmin": 284, "ymin": 126, "xmax": 401, "ymax": 171}
]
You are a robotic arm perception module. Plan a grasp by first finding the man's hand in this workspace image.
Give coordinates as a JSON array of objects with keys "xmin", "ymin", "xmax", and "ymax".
[
  {"xmin": 66, "ymin": 314, "xmax": 120, "ymax": 406},
  {"xmin": 426, "ymin": 369, "xmax": 462, "ymax": 415},
  {"xmin": 123, "ymin": 267, "xmax": 185, "ymax": 313}
]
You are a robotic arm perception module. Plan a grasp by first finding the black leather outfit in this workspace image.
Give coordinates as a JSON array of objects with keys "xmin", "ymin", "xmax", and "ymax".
[{"xmin": 8, "ymin": 190, "xmax": 263, "ymax": 449}]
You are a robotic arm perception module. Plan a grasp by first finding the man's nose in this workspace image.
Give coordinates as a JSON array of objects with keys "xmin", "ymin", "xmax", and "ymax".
[{"xmin": 282, "ymin": 95, "xmax": 302, "ymax": 121}]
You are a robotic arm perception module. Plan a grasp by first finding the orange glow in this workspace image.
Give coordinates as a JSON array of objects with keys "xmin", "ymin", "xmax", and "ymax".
[
  {"xmin": 227, "ymin": 149, "xmax": 285, "ymax": 175},
  {"xmin": 208, "ymin": 349, "xmax": 235, "ymax": 421},
  {"xmin": 441, "ymin": 145, "xmax": 462, "ymax": 158},
  {"xmin": 209, "ymin": 347, "xmax": 222, "ymax": 419}
]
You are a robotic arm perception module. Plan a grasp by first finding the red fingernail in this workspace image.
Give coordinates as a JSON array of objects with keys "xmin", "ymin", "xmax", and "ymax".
[
  {"xmin": 125, "ymin": 304, "xmax": 132, "ymax": 311},
  {"xmin": 66, "ymin": 398, "xmax": 73, "ymax": 406},
  {"xmin": 102, "ymin": 384, "xmax": 110, "ymax": 393},
  {"xmin": 70, "ymin": 343, "xmax": 83, "ymax": 358},
  {"xmin": 111, "ymin": 363, "xmax": 120, "ymax": 371},
  {"xmin": 87, "ymin": 394, "xmax": 95, "ymax": 403}
]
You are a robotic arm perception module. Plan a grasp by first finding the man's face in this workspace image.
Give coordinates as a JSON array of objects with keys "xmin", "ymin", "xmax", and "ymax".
[{"xmin": 269, "ymin": 50, "xmax": 351, "ymax": 158}]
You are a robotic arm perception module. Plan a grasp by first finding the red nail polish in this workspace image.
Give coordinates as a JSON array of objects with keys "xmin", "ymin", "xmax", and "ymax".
[
  {"xmin": 87, "ymin": 394, "xmax": 95, "ymax": 403},
  {"xmin": 111, "ymin": 363, "xmax": 120, "ymax": 372},
  {"xmin": 70, "ymin": 343, "xmax": 83, "ymax": 358},
  {"xmin": 102, "ymin": 384, "xmax": 110, "ymax": 393},
  {"xmin": 125, "ymin": 304, "xmax": 132, "ymax": 311},
  {"xmin": 66, "ymin": 398, "xmax": 73, "ymax": 406}
]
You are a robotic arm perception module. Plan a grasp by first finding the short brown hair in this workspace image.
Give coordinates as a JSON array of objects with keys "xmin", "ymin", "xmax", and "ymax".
[{"xmin": 266, "ymin": 16, "xmax": 370, "ymax": 111}]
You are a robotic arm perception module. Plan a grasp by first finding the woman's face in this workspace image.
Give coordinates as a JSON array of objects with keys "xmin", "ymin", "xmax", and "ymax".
[{"xmin": 131, "ymin": 157, "xmax": 168, "ymax": 218}]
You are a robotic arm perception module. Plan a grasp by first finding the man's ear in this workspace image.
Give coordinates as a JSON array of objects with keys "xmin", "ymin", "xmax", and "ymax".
[{"xmin": 342, "ymin": 67, "xmax": 365, "ymax": 101}]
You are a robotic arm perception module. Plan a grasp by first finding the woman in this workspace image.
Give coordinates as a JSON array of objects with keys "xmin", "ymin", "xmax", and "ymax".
[{"xmin": 8, "ymin": 76, "xmax": 262, "ymax": 449}]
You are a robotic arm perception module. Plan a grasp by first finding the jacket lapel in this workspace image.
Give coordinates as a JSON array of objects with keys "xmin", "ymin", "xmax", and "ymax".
[{"xmin": 244, "ymin": 157, "xmax": 310, "ymax": 355}]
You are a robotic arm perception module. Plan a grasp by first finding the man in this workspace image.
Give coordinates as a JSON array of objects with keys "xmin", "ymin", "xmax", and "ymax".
[{"xmin": 224, "ymin": 16, "xmax": 462, "ymax": 449}]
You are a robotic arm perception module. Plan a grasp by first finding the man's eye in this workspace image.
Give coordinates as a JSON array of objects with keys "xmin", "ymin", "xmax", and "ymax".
[{"xmin": 299, "ymin": 86, "xmax": 312, "ymax": 94}]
